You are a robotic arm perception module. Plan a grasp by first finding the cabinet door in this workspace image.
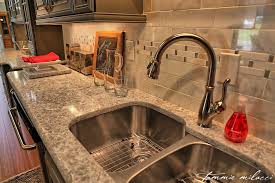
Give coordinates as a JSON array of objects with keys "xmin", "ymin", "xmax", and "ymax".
[
  {"xmin": 74, "ymin": 0, "xmax": 94, "ymax": 14},
  {"xmin": 48, "ymin": 0, "xmax": 73, "ymax": 17},
  {"xmin": 35, "ymin": 0, "xmax": 50, "ymax": 19}
]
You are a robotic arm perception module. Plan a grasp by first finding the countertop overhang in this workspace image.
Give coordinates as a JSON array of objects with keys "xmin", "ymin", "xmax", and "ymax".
[{"xmin": 6, "ymin": 70, "xmax": 275, "ymax": 183}]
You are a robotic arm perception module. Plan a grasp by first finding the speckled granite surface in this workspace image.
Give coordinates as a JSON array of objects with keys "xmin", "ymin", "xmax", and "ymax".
[
  {"xmin": 0, "ymin": 49, "xmax": 30, "ymax": 70},
  {"xmin": 23, "ymin": 64, "xmax": 72, "ymax": 79},
  {"xmin": 7, "ymin": 70, "xmax": 275, "ymax": 183}
]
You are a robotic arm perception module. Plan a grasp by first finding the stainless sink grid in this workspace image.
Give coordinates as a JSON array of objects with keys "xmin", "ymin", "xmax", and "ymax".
[{"xmin": 90, "ymin": 133, "xmax": 163, "ymax": 172}]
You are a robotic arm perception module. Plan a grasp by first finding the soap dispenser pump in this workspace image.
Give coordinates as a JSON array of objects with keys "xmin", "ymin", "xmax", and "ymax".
[{"xmin": 224, "ymin": 97, "xmax": 248, "ymax": 143}]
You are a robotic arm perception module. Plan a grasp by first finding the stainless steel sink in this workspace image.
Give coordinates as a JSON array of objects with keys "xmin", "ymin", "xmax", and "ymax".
[
  {"xmin": 70, "ymin": 104, "xmax": 186, "ymax": 173},
  {"xmin": 128, "ymin": 142, "xmax": 272, "ymax": 183},
  {"xmin": 70, "ymin": 104, "xmax": 271, "ymax": 183}
]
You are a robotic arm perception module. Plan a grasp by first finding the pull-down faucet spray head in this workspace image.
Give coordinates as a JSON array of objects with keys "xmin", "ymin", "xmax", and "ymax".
[{"xmin": 146, "ymin": 33, "xmax": 231, "ymax": 128}]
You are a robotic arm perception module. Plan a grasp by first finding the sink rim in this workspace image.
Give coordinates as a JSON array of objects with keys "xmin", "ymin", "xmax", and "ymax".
[
  {"xmin": 68, "ymin": 101, "xmax": 186, "ymax": 130},
  {"xmin": 127, "ymin": 138, "xmax": 273, "ymax": 183}
]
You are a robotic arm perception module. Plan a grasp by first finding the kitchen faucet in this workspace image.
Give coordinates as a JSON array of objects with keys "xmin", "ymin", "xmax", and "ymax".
[{"xmin": 146, "ymin": 33, "xmax": 231, "ymax": 128}]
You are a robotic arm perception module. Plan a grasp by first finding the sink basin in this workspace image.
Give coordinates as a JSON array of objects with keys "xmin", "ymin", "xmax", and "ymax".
[
  {"xmin": 129, "ymin": 143, "xmax": 272, "ymax": 183},
  {"xmin": 70, "ymin": 104, "xmax": 185, "ymax": 172}
]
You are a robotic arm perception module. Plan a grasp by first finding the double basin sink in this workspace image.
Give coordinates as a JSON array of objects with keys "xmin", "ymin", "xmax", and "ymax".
[{"xmin": 70, "ymin": 104, "xmax": 271, "ymax": 183}]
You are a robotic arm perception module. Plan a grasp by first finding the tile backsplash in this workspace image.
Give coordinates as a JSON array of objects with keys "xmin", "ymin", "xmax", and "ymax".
[{"xmin": 62, "ymin": 0, "xmax": 275, "ymax": 144}]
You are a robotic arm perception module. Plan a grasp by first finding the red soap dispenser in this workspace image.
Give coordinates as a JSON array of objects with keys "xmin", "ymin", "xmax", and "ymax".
[{"xmin": 224, "ymin": 98, "xmax": 248, "ymax": 143}]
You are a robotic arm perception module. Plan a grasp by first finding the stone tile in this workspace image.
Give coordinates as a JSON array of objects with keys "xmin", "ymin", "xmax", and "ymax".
[
  {"xmin": 238, "ymin": 0, "xmax": 275, "ymax": 6},
  {"xmin": 125, "ymin": 40, "xmax": 135, "ymax": 61},
  {"xmin": 239, "ymin": 51, "xmax": 270, "ymax": 62},
  {"xmin": 176, "ymin": 79, "xmax": 205, "ymax": 99},
  {"xmin": 162, "ymin": 88, "xmax": 202, "ymax": 112},
  {"xmin": 225, "ymin": 91, "xmax": 275, "ymax": 123},
  {"xmin": 215, "ymin": 108, "xmax": 275, "ymax": 144},
  {"xmin": 232, "ymin": 29, "xmax": 275, "ymax": 55},
  {"xmin": 207, "ymin": 29, "xmax": 234, "ymax": 49},
  {"xmin": 202, "ymin": 0, "xmax": 238, "ymax": 8},
  {"xmin": 161, "ymin": 58, "xmax": 208, "ymax": 83},
  {"xmin": 152, "ymin": 27, "xmax": 172, "ymax": 42},
  {"xmin": 239, "ymin": 66, "xmax": 265, "ymax": 77},
  {"xmin": 263, "ymin": 79, "xmax": 275, "ymax": 102},
  {"xmin": 143, "ymin": 0, "xmax": 151, "ymax": 12},
  {"xmin": 146, "ymin": 12, "xmax": 172, "ymax": 27},
  {"xmin": 253, "ymin": 61, "xmax": 275, "ymax": 71},
  {"xmin": 269, "ymin": 71, "xmax": 275, "ymax": 79},
  {"xmin": 157, "ymin": 72, "xmax": 179, "ymax": 91},
  {"xmin": 172, "ymin": 0, "xmax": 201, "ymax": 10},
  {"xmin": 167, "ymin": 54, "xmax": 206, "ymax": 66},
  {"xmin": 213, "ymin": 7, "xmax": 257, "ymax": 29},
  {"xmin": 151, "ymin": 0, "xmax": 173, "ymax": 11},
  {"xmin": 138, "ymin": 26, "xmax": 172, "ymax": 42},
  {"xmin": 256, "ymin": 5, "xmax": 275, "ymax": 29},
  {"xmin": 233, "ymin": 73, "xmax": 267, "ymax": 98},
  {"xmin": 170, "ymin": 9, "xmax": 216, "ymax": 28},
  {"xmin": 138, "ymin": 26, "xmax": 154, "ymax": 41}
]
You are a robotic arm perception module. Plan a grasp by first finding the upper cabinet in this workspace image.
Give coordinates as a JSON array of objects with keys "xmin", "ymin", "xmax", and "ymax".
[
  {"xmin": 48, "ymin": 0, "xmax": 74, "ymax": 17},
  {"xmin": 35, "ymin": 0, "xmax": 146, "ymax": 24},
  {"xmin": 6, "ymin": 0, "xmax": 24, "ymax": 23}
]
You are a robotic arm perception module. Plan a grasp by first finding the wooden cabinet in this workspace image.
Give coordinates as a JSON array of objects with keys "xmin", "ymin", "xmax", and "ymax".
[
  {"xmin": 35, "ymin": 0, "xmax": 146, "ymax": 24},
  {"xmin": 48, "ymin": 0, "xmax": 73, "ymax": 17},
  {"xmin": 35, "ymin": 0, "xmax": 50, "ymax": 19},
  {"xmin": 74, "ymin": 0, "xmax": 93, "ymax": 14},
  {"xmin": 0, "ymin": 12, "xmax": 13, "ymax": 48},
  {"xmin": 4, "ymin": 0, "xmax": 65, "ymax": 59},
  {"xmin": 6, "ymin": 0, "xmax": 24, "ymax": 23}
]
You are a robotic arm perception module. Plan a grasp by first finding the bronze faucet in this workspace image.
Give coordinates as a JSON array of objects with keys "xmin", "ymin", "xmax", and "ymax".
[{"xmin": 147, "ymin": 33, "xmax": 231, "ymax": 128}]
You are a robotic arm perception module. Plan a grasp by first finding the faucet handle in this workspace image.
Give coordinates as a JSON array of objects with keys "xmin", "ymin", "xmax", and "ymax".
[
  {"xmin": 147, "ymin": 59, "xmax": 159, "ymax": 79},
  {"xmin": 220, "ymin": 78, "xmax": 231, "ymax": 103},
  {"xmin": 213, "ymin": 78, "xmax": 231, "ymax": 114}
]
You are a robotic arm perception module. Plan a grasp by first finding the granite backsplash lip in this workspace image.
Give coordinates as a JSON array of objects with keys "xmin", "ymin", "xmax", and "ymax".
[{"xmin": 6, "ymin": 70, "xmax": 275, "ymax": 183}]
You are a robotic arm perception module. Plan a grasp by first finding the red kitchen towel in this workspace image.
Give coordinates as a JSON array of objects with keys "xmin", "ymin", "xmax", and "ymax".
[{"xmin": 22, "ymin": 52, "xmax": 60, "ymax": 63}]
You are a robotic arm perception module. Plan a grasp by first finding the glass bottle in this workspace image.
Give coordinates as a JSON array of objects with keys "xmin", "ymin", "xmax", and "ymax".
[{"xmin": 224, "ymin": 100, "xmax": 248, "ymax": 143}]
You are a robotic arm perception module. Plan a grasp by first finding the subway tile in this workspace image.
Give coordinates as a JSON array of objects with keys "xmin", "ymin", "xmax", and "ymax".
[
  {"xmin": 152, "ymin": 0, "xmax": 201, "ymax": 11},
  {"xmin": 202, "ymin": 0, "xmax": 238, "ymax": 8},
  {"xmin": 161, "ymin": 58, "xmax": 208, "ymax": 83},
  {"xmin": 233, "ymin": 73, "xmax": 267, "ymax": 97},
  {"xmin": 151, "ymin": 0, "xmax": 172, "ymax": 11},
  {"xmin": 172, "ymin": 0, "xmax": 201, "ymax": 10},
  {"xmin": 263, "ymin": 79, "xmax": 275, "ymax": 102},
  {"xmin": 176, "ymin": 79, "xmax": 205, "ymax": 99},
  {"xmin": 253, "ymin": 61, "xmax": 275, "ymax": 71},
  {"xmin": 213, "ymin": 7, "xmax": 257, "ymax": 28},
  {"xmin": 162, "ymin": 89, "xmax": 202, "ymax": 112},
  {"xmin": 215, "ymin": 108, "xmax": 275, "ymax": 144},
  {"xmin": 226, "ymin": 91, "xmax": 275, "ymax": 123},
  {"xmin": 125, "ymin": 40, "xmax": 135, "ymax": 61},
  {"xmin": 232, "ymin": 29, "xmax": 275, "ymax": 54},
  {"xmin": 143, "ymin": 0, "xmax": 151, "ymax": 12},
  {"xmin": 146, "ymin": 12, "xmax": 172, "ymax": 27},
  {"xmin": 239, "ymin": 66, "xmax": 265, "ymax": 77},
  {"xmin": 167, "ymin": 54, "xmax": 206, "ymax": 66},
  {"xmin": 170, "ymin": 9, "xmax": 216, "ymax": 28},
  {"xmin": 207, "ymin": 29, "xmax": 234, "ymax": 49},
  {"xmin": 269, "ymin": 71, "xmax": 275, "ymax": 79},
  {"xmin": 138, "ymin": 26, "xmax": 154, "ymax": 41},
  {"xmin": 239, "ymin": 50, "xmax": 270, "ymax": 62},
  {"xmin": 238, "ymin": 0, "xmax": 275, "ymax": 6},
  {"xmin": 152, "ymin": 27, "xmax": 173, "ymax": 42},
  {"xmin": 157, "ymin": 72, "xmax": 179, "ymax": 90},
  {"xmin": 256, "ymin": 5, "xmax": 275, "ymax": 29}
]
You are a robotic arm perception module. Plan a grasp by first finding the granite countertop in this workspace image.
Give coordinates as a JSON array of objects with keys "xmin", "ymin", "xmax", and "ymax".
[
  {"xmin": 0, "ymin": 49, "xmax": 30, "ymax": 70},
  {"xmin": 7, "ymin": 70, "xmax": 275, "ymax": 183}
]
